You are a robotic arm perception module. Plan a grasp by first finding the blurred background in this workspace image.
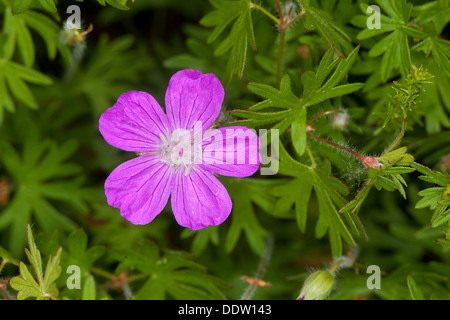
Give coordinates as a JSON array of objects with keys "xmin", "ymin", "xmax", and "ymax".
[{"xmin": 0, "ymin": 0, "xmax": 449, "ymax": 300}]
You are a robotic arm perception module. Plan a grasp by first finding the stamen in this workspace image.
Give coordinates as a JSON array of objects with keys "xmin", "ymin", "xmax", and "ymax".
[{"xmin": 159, "ymin": 129, "xmax": 200, "ymax": 176}]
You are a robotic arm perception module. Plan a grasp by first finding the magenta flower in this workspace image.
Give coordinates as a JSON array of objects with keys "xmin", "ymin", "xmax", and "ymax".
[{"xmin": 99, "ymin": 69, "xmax": 260, "ymax": 229}]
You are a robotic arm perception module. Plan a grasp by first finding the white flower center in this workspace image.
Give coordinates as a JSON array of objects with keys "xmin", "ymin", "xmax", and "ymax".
[{"xmin": 160, "ymin": 130, "xmax": 201, "ymax": 175}]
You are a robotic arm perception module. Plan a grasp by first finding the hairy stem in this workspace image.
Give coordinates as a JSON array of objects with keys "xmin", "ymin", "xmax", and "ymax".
[
  {"xmin": 285, "ymin": 10, "xmax": 305, "ymax": 29},
  {"xmin": 250, "ymin": 3, "xmax": 280, "ymax": 24},
  {"xmin": 307, "ymin": 132, "xmax": 366, "ymax": 162},
  {"xmin": 275, "ymin": 0, "xmax": 284, "ymax": 22},
  {"xmin": 276, "ymin": 30, "xmax": 286, "ymax": 87},
  {"xmin": 240, "ymin": 234, "xmax": 274, "ymax": 300},
  {"xmin": 384, "ymin": 119, "xmax": 407, "ymax": 154},
  {"xmin": 328, "ymin": 259, "xmax": 344, "ymax": 274},
  {"xmin": 307, "ymin": 110, "xmax": 344, "ymax": 125},
  {"xmin": 0, "ymin": 284, "xmax": 14, "ymax": 300}
]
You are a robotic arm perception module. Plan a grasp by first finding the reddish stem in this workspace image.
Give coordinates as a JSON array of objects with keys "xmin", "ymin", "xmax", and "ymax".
[
  {"xmin": 307, "ymin": 132, "xmax": 366, "ymax": 162},
  {"xmin": 275, "ymin": 0, "xmax": 284, "ymax": 22}
]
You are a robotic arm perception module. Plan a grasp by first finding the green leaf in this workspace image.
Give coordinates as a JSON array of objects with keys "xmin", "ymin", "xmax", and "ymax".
[
  {"xmin": 38, "ymin": 0, "xmax": 56, "ymax": 11},
  {"xmin": 272, "ymin": 144, "xmax": 355, "ymax": 257},
  {"xmin": 9, "ymin": 225, "xmax": 62, "ymax": 300},
  {"xmin": 82, "ymin": 276, "xmax": 97, "ymax": 300},
  {"xmin": 112, "ymin": 242, "xmax": 227, "ymax": 300},
  {"xmin": 64, "ymin": 228, "xmax": 106, "ymax": 278},
  {"xmin": 248, "ymin": 75, "xmax": 300, "ymax": 111},
  {"xmin": 24, "ymin": 224, "xmax": 44, "ymax": 288},
  {"xmin": 69, "ymin": 35, "xmax": 152, "ymax": 116},
  {"xmin": 200, "ymin": 0, "xmax": 255, "ymax": 80},
  {"xmin": 0, "ymin": 58, "xmax": 52, "ymax": 119},
  {"xmin": 353, "ymin": 1, "xmax": 425, "ymax": 81},
  {"xmin": 232, "ymin": 47, "xmax": 362, "ymax": 162},
  {"xmin": 43, "ymin": 247, "xmax": 62, "ymax": 297},
  {"xmin": 0, "ymin": 133, "xmax": 83, "ymax": 254},
  {"xmin": 9, "ymin": 262, "xmax": 43, "ymax": 300},
  {"xmin": 180, "ymin": 226, "xmax": 220, "ymax": 256},
  {"xmin": 412, "ymin": 162, "xmax": 450, "ymax": 237},
  {"xmin": 301, "ymin": 0, "xmax": 354, "ymax": 55},
  {"xmin": 407, "ymin": 275, "xmax": 425, "ymax": 300},
  {"xmin": 305, "ymin": 83, "xmax": 364, "ymax": 106},
  {"xmin": 292, "ymin": 107, "xmax": 307, "ymax": 156},
  {"xmin": 10, "ymin": 0, "xmax": 32, "ymax": 15},
  {"xmin": 96, "ymin": 0, "xmax": 130, "ymax": 10},
  {"xmin": 225, "ymin": 179, "xmax": 268, "ymax": 255},
  {"xmin": 340, "ymin": 147, "xmax": 415, "ymax": 227},
  {"xmin": 270, "ymin": 177, "xmax": 312, "ymax": 232},
  {"xmin": 0, "ymin": 246, "xmax": 19, "ymax": 265}
]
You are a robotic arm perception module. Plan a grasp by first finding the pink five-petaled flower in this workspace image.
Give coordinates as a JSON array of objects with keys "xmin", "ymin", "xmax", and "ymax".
[{"xmin": 99, "ymin": 69, "xmax": 260, "ymax": 230}]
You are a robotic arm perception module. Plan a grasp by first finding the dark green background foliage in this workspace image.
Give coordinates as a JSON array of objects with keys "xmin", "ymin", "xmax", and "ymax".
[{"xmin": 0, "ymin": 0, "xmax": 449, "ymax": 300}]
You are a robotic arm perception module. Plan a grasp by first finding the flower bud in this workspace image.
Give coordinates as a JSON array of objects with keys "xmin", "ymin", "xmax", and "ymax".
[{"xmin": 297, "ymin": 270, "xmax": 334, "ymax": 300}]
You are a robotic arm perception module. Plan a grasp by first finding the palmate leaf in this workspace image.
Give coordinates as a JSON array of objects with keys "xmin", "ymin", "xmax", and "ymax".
[
  {"xmin": 95, "ymin": 0, "xmax": 130, "ymax": 10},
  {"xmin": 0, "ymin": 131, "xmax": 87, "ymax": 254},
  {"xmin": 9, "ymin": 225, "xmax": 62, "ymax": 300},
  {"xmin": 9, "ymin": 0, "xmax": 131, "ymax": 13},
  {"xmin": 0, "ymin": 59, "xmax": 52, "ymax": 123},
  {"xmin": 181, "ymin": 178, "xmax": 283, "ymax": 256},
  {"xmin": 299, "ymin": 0, "xmax": 354, "ymax": 56},
  {"xmin": 72, "ymin": 0, "xmax": 131, "ymax": 10},
  {"xmin": 180, "ymin": 226, "xmax": 220, "ymax": 256},
  {"xmin": 352, "ymin": 0, "xmax": 427, "ymax": 82},
  {"xmin": 269, "ymin": 143, "xmax": 355, "ymax": 257},
  {"xmin": 63, "ymin": 229, "xmax": 106, "ymax": 278},
  {"xmin": 69, "ymin": 35, "xmax": 152, "ymax": 116},
  {"xmin": 2, "ymin": 7, "xmax": 65, "ymax": 66},
  {"xmin": 412, "ymin": 27, "xmax": 450, "ymax": 75},
  {"xmin": 412, "ymin": 0, "xmax": 450, "ymax": 35},
  {"xmin": 200, "ymin": 0, "xmax": 256, "ymax": 81},
  {"xmin": 224, "ymin": 179, "xmax": 278, "ymax": 255},
  {"xmin": 111, "ymin": 241, "xmax": 227, "ymax": 300},
  {"xmin": 7, "ymin": 0, "xmax": 57, "ymax": 14},
  {"xmin": 230, "ymin": 46, "xmax": 363, "ymax": 157},
  {"xmin": 411, "ymin": 162, "xmax": 450, "ymax": 232}
]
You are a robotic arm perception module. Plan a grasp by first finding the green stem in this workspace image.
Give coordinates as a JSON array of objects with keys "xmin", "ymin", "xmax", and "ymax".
[
  {"xmin": 251, "ymin": 3, "xmax": 280, "ymax": 25},
  {"xmin": 126, "ymin": 273, "xmax": 148, "ymax": 283},
  {"xmin": 91, "ymin": 267, "xmax": 115, "ymax": 280},
  {"xmin": 384, "ymin": 119, "xmax": 407, "ymax": 154},
  {"xmin": 329, "ymin": 259, "xmax": 344, "ymax": 275},
  {"xmin": 240, "ymin": 234, "xmax": 273, "ymax": 300},
  {"xmin": 307, "ymin": 110, "xmax": 343, "ymax": 125},
  {"xmin": 276, "ymin": 30, "xmax": 286, "ymax": 87},
  {"xmin": 285, "ymin": 10, "xmax": 305, "ymax": 29},
  {"xmin": 306, "ymin": 146, "xmax": 317, "ymax": 169}
]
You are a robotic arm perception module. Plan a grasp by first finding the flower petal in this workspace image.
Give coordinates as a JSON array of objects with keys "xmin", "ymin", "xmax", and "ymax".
[
  {"xmin": 171, "ymin": 168, "xmax": 232, "ymax": 230},
  {"xmin": 165, "ymin": 69, "xmax": 224, "ymax": 132},
  {"xmin": 99, "ymin": 91, "xmax": 170, "ymax": 152},
  {"xmin": 105, "ymin": 154, "xmax": 172, "ymax": 225},
  {"xmin": 200, "ymin": 126, "xmax": 260, "ymax": 177}
]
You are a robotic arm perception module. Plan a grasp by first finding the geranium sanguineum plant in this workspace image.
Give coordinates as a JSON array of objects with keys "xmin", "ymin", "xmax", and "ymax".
[{"xmin": 99, "ymin": 69, "xmax": 260, "ymax": 229}]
